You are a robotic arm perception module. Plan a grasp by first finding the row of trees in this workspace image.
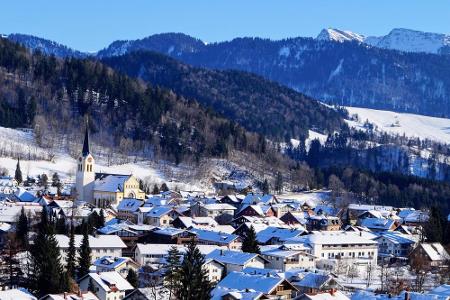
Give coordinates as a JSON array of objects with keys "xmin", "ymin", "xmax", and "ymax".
[{"xmin": 9, "ymin": 207, "xmax": 94, "ymax": 297}]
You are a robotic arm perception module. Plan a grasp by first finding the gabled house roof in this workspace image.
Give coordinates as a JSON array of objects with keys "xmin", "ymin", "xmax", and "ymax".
[
  {"xmin": 80, "ymin": 271, "xmax": 134, "ymax": 292},
  {"xmin": 93, "ymin": 256, "xmax": 138, "ymax": 270},
  {"xmin": 94, "ymin": 174, "xmax": 131, "ymax": 193},
  {"xmin": 205, "ymin": 249, "xmax": 267, "ymax": 266},
  {"xmin": 417, "ymin": 243, "xmax": 450, "ymax": 261},
  {"xmin": 359, "ymin": 218, "xmax": 397, "ymax": 231},
  {"xmin": 189, "ymin": 228, "xmax": 239, "ymax": 245},
  {"xmin": 117, "ymin": 198, "xmax": 144, "ymax": 212},
  {"xmin": 256, "ymin": 226, "xmax": 306, "ymax": 244},
  {"xmin": 146, "ymin": 206, "xmax": 176, "ymax": 218},
  {"xmin": 215, "ymin": 271, "xmax": 297, "ymax": 295},
  {"xmin": 55, "ymin": 234, "xmax": 127, "ymax": 249}
]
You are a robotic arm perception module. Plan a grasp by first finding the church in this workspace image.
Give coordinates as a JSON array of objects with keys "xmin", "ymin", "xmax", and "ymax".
[{"xmin": 75, "ymin": 128, "xmax": 145, "ymax": 207}]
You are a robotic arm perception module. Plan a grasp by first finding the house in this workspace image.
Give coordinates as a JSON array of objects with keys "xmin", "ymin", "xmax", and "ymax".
[
  {"xmin": 374, "ymin": 232, "xmax": 417, "ymax": 258},
  {"xmin": 213, "ymin": 271, "xmax": 299, "ymax": 299},
  {"xmin": 307, "ymin": 215, "xmax": 341, "ymax": 231},
  {"xmin": 144, "ymin": 206, "xmax": 182, "ymax": 227},
  {"xmin": 204, "ymin": 258, "xmax": 226, "ymax": 283},
  {"xmin": 256, "ymin": 226, "xmax": 307, "ymax": 245},
  {"xmin": 358, "ymin": 218, "xmax": 398, "ymax": 232},
  {"xmin": 189, "ymin": 228, "xmax": 241, "ymax": 249},
  {"xmin": 138, "ymin": 227, "xmax": 196, "ymax": 244},
  {"xmin": 293, "ymin": 272, "xmax": 343, "ymax": 295},
  {"xmin": 55, "ymin": 234, "xmax": 127, "ymax": 264},
  {"xmin": 205, "ymin": 249, "xmax": 268, "ymax": 274},
  {"xmin": 116, "ymin": 198, "xmax": 144, "ymax": 222},
  {"xmin": 190, "ymin": 203, "xmax": 237, "ymax": 224},
  {"xmin": 123, "ymin": 287, "xmax": 171, "ymax": 300},
  {"xmin": 280, "ymin": 211, "xmax": 311, "ymax": 226},
  {"xmin": 261, "ymin": 245, "xmax": 316, "ymax": 271},
  {"xmin": 134, "ymin": 243, "xmax": 223, "ymax": 267},
  {"xmin": 0, "ymin": 289, "xmax": 37, "ymax": 300},
  {"xmin": 94, "ymin": 256, "xmax": 140, "ymax": 278},
  {"xmin": 172, "ymin": 216, "xmax": 219, "ymax": 229},
  {"xmin": 211, "ymin": 286, "xmax": 264, "ymax": 300},
  {"xmin": 241, "ymin": 194, "xmax": 279, "ymax": 206},
  {"xmin": 410, "ymin": 243, "xmax": 450, "ymax": 270},
  {"xmin": 78, "ymin": 271, "xmax": 134, "ymax": 300},
  {"xmin": 296, "ymin": 290, "xmax": 349, "ymax": 300},
  {"xmin": 40, "ymin": 292, "xmax": 99, "ymax": 300},
  {"xmin": 291, "ymin": 231, "xmax": 378, "ymax": 270},
  {"xmin": 219, "ymin": 194, "xmax": 244, "ymax": 208},
  {"xmin": 235, "ymin": 204, "xmax": 276, "ymax": 218},
  {"xmin": 347, "ymin": 204, "xmax": 394, "ymax": 223}
]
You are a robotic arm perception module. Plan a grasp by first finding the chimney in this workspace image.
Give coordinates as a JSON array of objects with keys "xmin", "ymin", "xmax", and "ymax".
[
  {"xmin": 404, "ymin": 291, "xmax": 410, "ymax": 300},
  {"xmin": 330, "ymin": 288, "xmax": 335, "ymax": 296},
  {"xmin": 220, "ymin": 249, "xmax": 224, "ymax": 256},
  {"xmin": 63, "ymin": 292, "xmax": 67, "ymax": 299}
]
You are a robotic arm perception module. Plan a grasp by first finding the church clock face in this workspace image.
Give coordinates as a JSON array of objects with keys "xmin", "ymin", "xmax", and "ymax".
[
  {"xmin": 79, "ymin": 157, "xmax": 82, "ymax": 162},
  {"xmin": 88, "ymin": 157, "xmax": 92, "ymax": 162}
]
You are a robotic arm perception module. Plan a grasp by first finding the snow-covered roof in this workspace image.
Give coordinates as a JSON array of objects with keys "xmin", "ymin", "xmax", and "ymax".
[
  {"xmin": 261, "ymin": 246, "xmax": 312, "ymax": 258},
  {"xmin": 360, "ymin": 218, "xmax": 396, "ymax": 230},
  {"xmin": 211, "ymin": 286, "xmax": 263, "ymax": 300},
  {"xmin": 215, "ymin": 271, "xmax": 292, "ymax": 295},
  {"xmin": 296, "ymin": 273, "xmax": 335, "ymax": 289},
  {"xmin": 348, "ymin": 203, "xmax": 394, "ymax": 212},
  {"xmin": 117, "ymin": 198, "xmax": 143, "ymax": 212},
  {"xmin": 189, "ymin": 228, "xmax": 239, "ymax": 244},
  {"xmin": 419, "ymin": 243, "xmax": 450, "ymax": 261},
  {"xmin": 201, "ymin": 203, "xmax": 237, "ymax": 211},
  {"xmin": 94, "ymin": 175, "xmax": 130, "ymax": 192},
  {"xmin": 93, "ymin": 256, "xmax": 135, "ymax": 270},
  {"xmin": 303, "ymin": 290, "xmax": 349, "ymax": 300},
  {"xmin": 206, "ymin": 249, "xmax": 260, "ymax": 266},
  {"xmin": 429, "ymin": 284, "xmax": 450, "ymax": 298},
  {"xmin": 256, "ymin": 226, "xmax": 306, "ymax": 243},
  {"xmin": 14, "ymin": 187, "xmax": 36, "ymax": 202},
  {"xmin": 176, "ymin": 216, "xmax": 219, "ymax": 228},
  {"xmin": 375, "ymin": 232, "xmax": 416, "ymax": 245},
  {"xmin": 154, "ymin": 227, "xmax": 186, "ymax": 236},
  {"xmin": 292, "ymin": 231, "xmax": 378, "ymax": 246},
  {"xmin": 136, "ymin": 243, "xmax": 223, "ymax": 256},
  {"xmin": 43, "ymin": 292, "xmax": 98, "ymax": 300},
  {"xmin": 0, "ymin": 288, "xmax": 37, "ymax": 300},
  {"xmin": 87, "ymin": 271, "xmax": 134, "ymax": 292},
  {"xmin": 146, "ymin": 206, "xmax": 174, "ymax": 218},
  {"xmin": 55, "ymin": 234, "xmax": 127, "ymax": 249}
]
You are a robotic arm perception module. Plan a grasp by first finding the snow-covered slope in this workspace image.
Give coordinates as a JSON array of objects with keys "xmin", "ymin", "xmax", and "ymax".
[
  {"xmin": 345, "ymin": 106, "xmax": 450, "ymax": 144},
  {"xmin": 368, "ymin": 28, "xmax": 450, "ymax": 54},
  {"xmin": 317, "ymin": 27, "xmax": 450, "ymax": 54},
  {"xmin": 316, "ymin": 28, "xmax": 365, "ymax": 43}
]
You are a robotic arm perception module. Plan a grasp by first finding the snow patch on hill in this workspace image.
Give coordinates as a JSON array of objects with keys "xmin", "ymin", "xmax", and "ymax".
[
  {"xmin": 345, "ymin": 106, "xmax": 450, "ymax": 144},
  {"xmin": 317, "ymin": 28, "xmax": 365, "ymax": 43}
]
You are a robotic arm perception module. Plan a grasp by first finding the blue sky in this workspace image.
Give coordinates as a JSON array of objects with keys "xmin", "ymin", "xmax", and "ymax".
[{"xmin": 1, "ymin": 0, "xmax": 449, "ymax": 52}]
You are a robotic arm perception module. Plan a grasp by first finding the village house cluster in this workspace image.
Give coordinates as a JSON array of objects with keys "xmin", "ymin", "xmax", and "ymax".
[{"xmin": 0, "ymin": 130, "xmax": 449, "ymax": 300}]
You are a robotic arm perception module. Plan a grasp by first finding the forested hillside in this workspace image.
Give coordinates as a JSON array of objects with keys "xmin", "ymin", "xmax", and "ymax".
[
  {"xmin": 0, "ymin": 37, "xmax": 284, "ymax": 166},
  {"xmin": 101, "ymin": 51, "xmax": 345, "ymax": 141},
  {"xmin": 98, "ymin": 34, "xmax": 450, "ymax": 118}
]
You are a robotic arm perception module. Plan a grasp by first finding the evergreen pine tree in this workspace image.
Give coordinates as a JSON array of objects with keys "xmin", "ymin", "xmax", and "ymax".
[
  {"xmin": 176, "ymin": 239, "xmax": 212, "ymax": 300},
  {"xmin": 241, "ymin": 225, "xmax": 260, "ymax": 254},
  {"xmin": 261, "ymin": 179, "xmax": 270, "ymax": 195},
  {"xmin": 77, "ymin": 226, "xmax": 91, "ymax": 278},
  {"xmin": 274, "ymin": 171, "xmax": 283, "ymax": 194},
  {"xmin": 66, "ymin": 225, "xmax": 76, "ymax": 279},
  {"xmin": 14, "ymin": 158, "xmax": 23, "ymax": 185},
  {"xmin": 161, "ymin": 182, "xmax": 169, "ymax": 192},
  {"xmin": 30, "ymin": 207, "xmax": 66, "ymax": 297},
  {"xmin": 126, "ymin": 269, "xmax": 139, "ymax": 288},
  {"xmin": 164, "ymin": 246, "xmax": 181, "ymax": 299},
  {"xmin": 425, "ymin": 206, "xmax": 445, "ymax": 243},
  {"xmin": 98, "ymin": 209, "xmax": 105, "ymax": 228},
  {"xmin": 16, "ymin": 207, "xmax": 29, "ymax": 247},
  {"xmin": 152, "ymin": 184, "xmax": 160, "ymax": 195}
]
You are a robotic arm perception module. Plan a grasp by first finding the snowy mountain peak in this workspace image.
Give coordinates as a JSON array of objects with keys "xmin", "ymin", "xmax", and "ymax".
[
  {"xmin": 317, "ymin": 27, "xmax": 450, "ymax": 54},
  {"xmin": 372, "ymin": 28, "xmax": 450, "ymax": 54},
  {"xmin": 316, "ymin": 28, "xmax": 365, "ymax": 43}
]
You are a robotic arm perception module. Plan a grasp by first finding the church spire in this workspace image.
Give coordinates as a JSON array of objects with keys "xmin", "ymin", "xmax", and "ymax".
[{"xmin": 82, "ymin": 126, "xmax": 90, "ymax": 157}]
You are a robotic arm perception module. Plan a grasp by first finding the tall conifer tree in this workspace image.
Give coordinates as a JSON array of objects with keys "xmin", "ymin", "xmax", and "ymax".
[
  {"xmin": 241, "ymin": 225, "xmax": 260, "ymax": 254},
  {"xmin": 176, "ymin": 239, "xmax": 212, "ymax": 300},
  {"xmin": 77, "ymin": 226, "xmax": 91, "ymax": 278}
]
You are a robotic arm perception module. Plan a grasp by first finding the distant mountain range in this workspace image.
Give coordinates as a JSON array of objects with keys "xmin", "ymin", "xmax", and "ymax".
[
  {"xmin": 4, "ymin": 28, "xmax": 450, "ymax": 118},
  {"xmin": 317, "ymin": 28, "xmax": 450, "ymax": 55}
]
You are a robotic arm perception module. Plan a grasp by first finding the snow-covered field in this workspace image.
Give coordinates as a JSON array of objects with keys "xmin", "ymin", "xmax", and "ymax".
[{"xmin": 345, "ymin": 106, "xmax": 450, "ymax": 144}]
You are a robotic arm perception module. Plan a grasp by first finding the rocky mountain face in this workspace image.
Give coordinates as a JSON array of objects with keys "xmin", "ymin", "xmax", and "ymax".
[{"xmin": 318, "ymin": 28, "xmax": 450, "ymax": 54}]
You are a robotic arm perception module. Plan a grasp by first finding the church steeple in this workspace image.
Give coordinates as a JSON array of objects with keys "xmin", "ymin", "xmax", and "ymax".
[{"xmin": 82, "ymin": 126, "xmax": 90, "ymax": 157}]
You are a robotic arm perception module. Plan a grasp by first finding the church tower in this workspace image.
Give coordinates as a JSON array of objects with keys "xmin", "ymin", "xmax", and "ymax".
[{"xmin": 75, "ymin": 127, "xmax": 95, "ymax": 204}]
